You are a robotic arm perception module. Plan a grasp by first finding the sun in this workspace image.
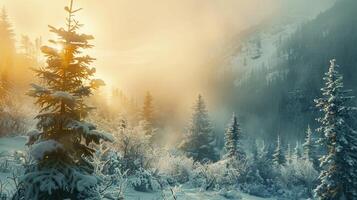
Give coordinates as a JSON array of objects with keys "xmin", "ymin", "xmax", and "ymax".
[{"xmin": 53, "ymin": 43, "xmax": 64, "ymax": 52}]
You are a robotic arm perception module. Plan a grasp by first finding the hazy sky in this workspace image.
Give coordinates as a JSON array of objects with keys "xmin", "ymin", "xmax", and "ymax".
[
  {"xmin": 2, "ymin": 0, "xmax": 336, "ymax": 134},
  {"xmin": 2, "ymin": 0, "xmax": 275, "ymax": 98}
]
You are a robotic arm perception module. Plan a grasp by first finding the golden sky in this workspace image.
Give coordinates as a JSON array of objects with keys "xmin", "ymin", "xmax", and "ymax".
[{"xmin": 2, "ymin": 0, "xmax": 277, "ymax": 114}]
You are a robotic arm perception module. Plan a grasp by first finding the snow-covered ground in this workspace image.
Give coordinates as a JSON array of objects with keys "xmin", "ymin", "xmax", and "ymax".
[
  {"xmin": 124, "ymin": 187, "xmax": 275, "ymax": 200},
  {"xmin": 0, "ymin": 137, "xmax": 275, "ymax": 200},
  {"xmin": 0, "ymin": 136, "xmax": 27, "ymax": 153}
]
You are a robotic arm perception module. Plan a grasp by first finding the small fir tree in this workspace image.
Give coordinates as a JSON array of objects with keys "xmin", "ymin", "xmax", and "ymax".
[
  {"xmin": 140, "ymin": 91, "xmax": 158, "ymax": 143},
  {"xmin": 294, "ymin": 141, "xmax": 302, "ymax": 160},
  {"xmin": 303, "ymin": 125, "xmax": 319, "ymax": 168},
  {"xmin": 142, "ymin": 91, "xmax": 154, "ymax": 126},
  {"xmin": 273, "ymin": 135, "xmax": 286, "ymax": 166},
  {"xmin": 224, "ymin": 113, "xmax": 245, "ymax": 161},
  {"xmin": 179, "ymin": 94, "xmax": 218, "ymax": 162}
]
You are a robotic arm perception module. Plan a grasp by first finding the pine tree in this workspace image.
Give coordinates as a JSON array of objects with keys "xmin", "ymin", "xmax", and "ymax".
[
  {"xmin": 0, "ymin": 7, "xmax": 15, "ymax": 70},
  {"xmin": 294, "ymin": 141, "xmax": 302, "ymax": 160},
  {"xmin": 179, "ymin": 94, "xmax": 218, "ymax": 162},
  {"xmin": 314, "ymin": 59, "xmax": 357, "ymax": 200},
  {"xmin": 303, "ymin": 125, "xmax": 318, "ymax": 168},
  {"xmin": 13, "ymin": 1, "xmax": 113, "ymax": 199},
  {"xmin": 141, "ymin": 91, "xmax": 156, "ymax": 139},
  {"xmin": 273, "ymin": 135, "xmax": 286, "ymax": 166},
  {"xmin": 224, "ymin": 113, "xmax": 245, "ymax": 161},
  {"xmin": 142, "ymin": 91, "xmax": 154, "ymax": 125},
  {"xmin": 259, "ymin": 141, "xmax": 270, "ymax": 162}
]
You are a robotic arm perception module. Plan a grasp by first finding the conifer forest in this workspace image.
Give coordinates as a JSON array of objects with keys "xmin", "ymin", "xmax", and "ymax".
[{"xmin": 0, "ymin": 0, "xmax": 357, "ymax": 199}]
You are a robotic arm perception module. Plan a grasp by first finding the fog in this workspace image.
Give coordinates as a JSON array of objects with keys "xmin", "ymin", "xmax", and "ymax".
[{"xmin": 2, "ymin": 0, "xmax": 335, "ymax": 133}]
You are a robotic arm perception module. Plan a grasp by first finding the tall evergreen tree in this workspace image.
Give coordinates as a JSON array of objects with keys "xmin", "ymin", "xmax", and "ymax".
[
  {"xmin": 179, "ymin": 94, "xmax": 218, "ymax": 162},
  {"xmin": 273, "ymin": 135, "xmax": 286, "ymax": 166},
  {"xmin": 314, "ymin": 59, "xmax": 357, "ymax": 200},
  {"xmin": 14, "ymin": 1, "xmax": 113, "ymax": 199},
  {"xmin": 224, "ymin": 113, "xmax": 245, "ymax": 161}
]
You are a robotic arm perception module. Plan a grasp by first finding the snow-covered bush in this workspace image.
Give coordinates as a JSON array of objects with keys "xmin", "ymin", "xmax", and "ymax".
[
  {"xmin": 0, "ymin": 150, "xmax": 27, "ymax": 199},
  {"xmin": 85, "ymin": 143, "xmax": 128, "ymax": 200},
  {"xmin": 239, "ymin": 151, "xmax": 280, "ymax": 198},
  {"xmin": 279, "ymin": 159, "xmax": 318, "ymax": 198},
  {"xmin": 130, "ymin": 167, "xmax": 160, "ymax": 192},
  {"xmin": 112, "ymin": 123, "xmax": 153, "ymax": 174},
  {"xmin": 190, "ymin": 158, "xmax": 245, "ymax": 191},
  {"xmin": 156, "ymin": 152, "xmax": 195, "ymax": 184}
]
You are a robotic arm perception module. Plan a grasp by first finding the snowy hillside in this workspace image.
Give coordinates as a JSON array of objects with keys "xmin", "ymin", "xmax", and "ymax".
[
  {"xmin": 230, "ymin": 1, "xmax": 336, "ymax": 87},
  {"xmin": 231, "ymin": 23, "xmax": 295, "ymax": 87}
]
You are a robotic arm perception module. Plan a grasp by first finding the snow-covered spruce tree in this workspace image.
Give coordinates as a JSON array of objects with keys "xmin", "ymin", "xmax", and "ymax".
[
  {"xmin": 314, "ymin": 59, "xmax": 357, "ymax": 200},
  {"xmin": 13, "ymin": 1, "xmax": 113, "ymax": 199},
  {"xmin": 224, "ymin": 113, "xmax": 245, "ymax": 161},
  {"xmin": 273, "ymin": 135, "xmax": 286, "ymax": 166},
  {"xmin": 294, "ymin": 141, "xmax": 302, "ymax": 161},
  {"xmin": 303, "ymin": 125, "xmax": 318, "ymax": 168},
  {"xmin": 179, "ymin": 95, "xmax": 218, "ymax": 162}
]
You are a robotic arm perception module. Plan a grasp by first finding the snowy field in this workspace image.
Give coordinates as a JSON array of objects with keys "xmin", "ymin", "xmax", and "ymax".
[
  {"xmin": 124, "ymin": 188, "xmax": 274, "ymax": 200},
  {"xmin": 0, "ymin": 136, "xmax": 276, "ymax": 200}
]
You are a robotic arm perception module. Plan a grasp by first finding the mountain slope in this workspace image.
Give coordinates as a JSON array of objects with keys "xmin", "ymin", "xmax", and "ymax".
[{"xmin": 230, "ymin": 0, "xmax": 357, "ymax": 141}]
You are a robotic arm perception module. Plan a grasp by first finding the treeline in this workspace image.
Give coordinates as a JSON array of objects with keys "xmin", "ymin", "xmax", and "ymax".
[{"xmin": 0, "ymin": 7, "xmax": 41, "ymax": 136}]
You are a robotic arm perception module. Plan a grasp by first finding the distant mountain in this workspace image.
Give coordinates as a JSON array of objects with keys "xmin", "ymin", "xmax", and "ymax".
[{"xmin": 226, "ymin": 0, "xmax": 357, "ymax": 142}]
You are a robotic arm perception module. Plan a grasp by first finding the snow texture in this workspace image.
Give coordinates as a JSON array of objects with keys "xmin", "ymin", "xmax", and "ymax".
[{"xmin": 30, "ymin": 140, "xmax": 64, "ymax": 160}]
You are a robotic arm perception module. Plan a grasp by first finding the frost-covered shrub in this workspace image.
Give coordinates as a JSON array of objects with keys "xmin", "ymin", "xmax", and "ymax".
[
  {"xmin": 239, "ymin": 156, "xmax": 280, "ymax": 197},
  {"xmin": 86, "ymin": 144, "xmax": 128, "ymax": 200},
  {"xmin": 130, "ymin": 167, "xmax": 160, "ymax": 192},
  {"xmin": 113, "ymin": 123, "xmax": 153, "ymax": 174},
  {"xmin": 278, "ymin": 159, "xmax": 318, "ymax": 198},
  {"xmin": 191, "ymin": 158, "xmax": 245, "ymax": 190},
  {"xmin": 156, "ymin": 152, "xmax": 195, "ymax": 184},
  {"xmin": 0, "ymin": 150, "xmax": 27, "ymax": 199}
]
